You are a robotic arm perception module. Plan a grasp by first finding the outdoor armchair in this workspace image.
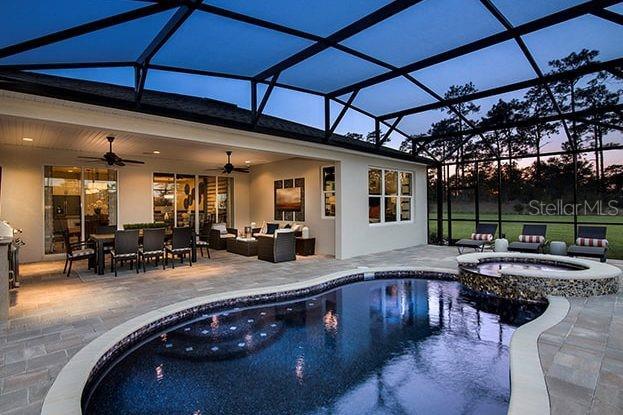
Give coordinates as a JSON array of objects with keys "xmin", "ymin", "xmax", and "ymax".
[{"xmin": 257, "ymin": 230, "xmax": 296, "ymax": 263}]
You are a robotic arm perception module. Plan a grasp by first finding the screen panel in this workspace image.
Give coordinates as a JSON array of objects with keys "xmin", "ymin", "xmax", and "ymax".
[
  {"xmin": 0, "ymin": 0, "xmax": 145, "ymax": 48},
  {"xmin": 202, "ymin": 0, "xmax": 391, "ymax": 37},
  {"xmin": 342, "ymin": 0, "xmax": 504, "ymax": 67},
  {"xmin": 152, "ymin": 10, "xmax": 313, "ymax": 76},
  {"xmin": 0, "ymin": 10, "xmax": 177, "ymax": 65},
  {"xmin": 490, "ymin": 0, "xmax": 586, "ymax": 26},
  {"xmin": 522, "ymin": 15, "xmax": 623, "ymax": 70},
  {"xmin": 409, "ymin": 40, "xmax": 536, "ymax": 97},
  {"xmin": 353, "ymin": 76, "xmax": 436, "ymax": 115},
  {"xmin": 279, "ymin": 48, "xmax": 387, "ymax": 93}
]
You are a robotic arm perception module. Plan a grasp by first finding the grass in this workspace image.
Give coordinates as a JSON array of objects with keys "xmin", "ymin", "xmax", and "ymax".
[{"xmin": 428, "ymin": 213, "xmax": 623, "ymax": 259}]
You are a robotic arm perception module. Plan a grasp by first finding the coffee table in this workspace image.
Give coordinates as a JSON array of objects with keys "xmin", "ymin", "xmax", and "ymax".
[{"xmin": 226, "ymin": 237, "xmax": 258, "ymax": 256}]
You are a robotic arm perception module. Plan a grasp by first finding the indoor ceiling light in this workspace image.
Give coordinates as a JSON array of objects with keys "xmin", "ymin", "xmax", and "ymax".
[
  {"xmin": 244, "ymin": 160, "xmax": 251, "ymax": 164},
  {"xmin": 153, "ymin": 150, "xmax": 160, "ymax": 154},
  {"xmin": 22, "ymin": 137, "xmax": 33, "ymax": 142}
]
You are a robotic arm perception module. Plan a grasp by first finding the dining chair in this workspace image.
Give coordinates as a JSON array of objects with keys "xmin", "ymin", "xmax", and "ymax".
[
  {"xmin": 165, "ymin": 227, "xmax": 193, "ymax": 268},
  {"xmin": 110, "ymin": 229, "xmax": 139, "ymax": 277},
  {"xmin": 139, "ymin": 228, "xmax": 166, "ymax": 272}
]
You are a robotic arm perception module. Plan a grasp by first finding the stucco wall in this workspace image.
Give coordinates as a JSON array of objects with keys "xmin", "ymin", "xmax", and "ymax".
[
  {"xmin": 249, "ymin": 158, "xmax": 335, "ymax": 255},
  {"xmin": 335, "ymin": 154, "xmax": 428, "ymax": 259},
  {"xmin": 0, "ymin": 144, "xmax": 250, "ymax": 263}
]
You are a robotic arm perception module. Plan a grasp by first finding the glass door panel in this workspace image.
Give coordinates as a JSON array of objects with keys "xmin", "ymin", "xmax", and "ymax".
[
  {"xmin": 83, "ymin": 168, "xmax": 117, "ymax": 239},
  {"xmin": 153, "ymin": 173, "xmax": 175, "ymax": 230},
  {"xmin": 44, "ymin": 166, "xmax": 82, "ymax": 254},
  {"xmin": 176, "ymin": 174, "xmax": 196, "ymax": 228},
  {"xmin": 198, "ymin": 175, "xmax": 216, "ymax": 226}
]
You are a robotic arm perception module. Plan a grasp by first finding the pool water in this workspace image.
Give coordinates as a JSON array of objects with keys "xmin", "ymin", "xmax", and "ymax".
[
  {"xmin": 475, "ymin": 261, "xmax": 581, "ymax": 277},
  {"xmin": 85, "ymin": 279, "xmax": 545, "ymax": 415}
]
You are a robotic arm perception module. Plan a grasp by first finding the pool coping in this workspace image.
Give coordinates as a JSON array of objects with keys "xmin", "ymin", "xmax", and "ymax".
[
  {"xmin": 508, "ymin": 296, "xmax": 570, "ymax": 415},
  {"xmin": 41, "ymin": 265, "xmax": 558, "ymax": 415}
]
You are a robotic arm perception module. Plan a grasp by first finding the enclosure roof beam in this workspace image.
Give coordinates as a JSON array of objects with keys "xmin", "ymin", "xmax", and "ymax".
[
  {"xmin": 328, "ymin": 0, "xmax": 620, "ymax": 98},
  {"xmin": 0, "ymin": 2, "xmax": 179, "ymax": 59},
  {"xmin": 591, "ymin": 8, "xmax": 623, "ymax": 25},
  {"xmin": 414, "ymin": 103, "xmax": 623, "ymax": 142},
  {"xmin": 378, "ymin": 57, "xmax": 623, "ymax": 120},
  {"xmin": 478, "ymin": 0, "xmax": 575, "ymax": 148},
  {"xmin": 253, "ymin": 0, "xmax": 424, "ymax": 81}
]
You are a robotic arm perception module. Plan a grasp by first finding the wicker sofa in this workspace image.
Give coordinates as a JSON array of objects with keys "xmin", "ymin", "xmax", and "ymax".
[
  {"xmin": 208, "ymin": 223, "xmax": 238, "ymax": 250},
  {"xmin": 257, "ymin": 230, "xmax": 296, "ymax": 263}
]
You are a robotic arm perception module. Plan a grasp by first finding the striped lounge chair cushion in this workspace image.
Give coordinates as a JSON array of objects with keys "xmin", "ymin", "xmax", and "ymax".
[
  {"xmin": 471, "ymin": 233, "xmax": 493, "ymax": 241},
  {"xmin": 576, "ymin": 238, "xmax": 608, "ymax": 248},
  {"xmin": 518, "ymin": 234, "xmax": 545, "ymax": 244}
]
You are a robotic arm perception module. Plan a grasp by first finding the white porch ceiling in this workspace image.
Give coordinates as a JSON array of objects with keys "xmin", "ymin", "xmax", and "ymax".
[{"xmin": 0, "ymin": 114, "xmax": 291, "ymax": 168}]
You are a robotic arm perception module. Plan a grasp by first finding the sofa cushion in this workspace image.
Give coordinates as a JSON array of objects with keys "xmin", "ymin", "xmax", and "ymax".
[
  {"xmin": 291, "ymin": 224, "xmax": 302, "ymax": 232},
  {"xmin": 266, "ymin": 223, "xmax": 279, "ymax": 235},
  {"xmin": 212, "ymin": 223, "xmax": 227, "ymax": 234}
]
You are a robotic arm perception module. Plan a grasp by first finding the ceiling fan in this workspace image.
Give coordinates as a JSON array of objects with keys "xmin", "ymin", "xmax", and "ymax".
[
  {"xmin": 78, "ymin": 136, "xmax": 145, "ymax": 167},
  {"xmin": 207, "ymin": 151, "xmax": 250, "ymax": 174}
]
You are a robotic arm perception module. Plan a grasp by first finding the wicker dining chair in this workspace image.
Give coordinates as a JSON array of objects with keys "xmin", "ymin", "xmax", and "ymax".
[
  {"xmin": 139, "ymin": 228, "xmax": 166, "ymax": 272},
  {"xmin": 110, "ymin": 230, "xmax": 139, "ymax": 277},
  {"xmin": 165, "ymin": 227, "xmax": 193, "ymax": 268}
]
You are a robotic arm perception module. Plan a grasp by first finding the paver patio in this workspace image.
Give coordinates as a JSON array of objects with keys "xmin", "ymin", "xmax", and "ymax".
[{"xmin": 0, "ymin": 245, "xmax": 621, "ymax": 415}]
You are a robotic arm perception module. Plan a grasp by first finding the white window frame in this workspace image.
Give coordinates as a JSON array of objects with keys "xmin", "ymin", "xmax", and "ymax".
[
  {"xmin": 321, "ymin": 165, "xmax": 336, "ymax": 219},
  {"xmin": 368, "ymin": 167, "xmax": 414, "ymax": 225}
]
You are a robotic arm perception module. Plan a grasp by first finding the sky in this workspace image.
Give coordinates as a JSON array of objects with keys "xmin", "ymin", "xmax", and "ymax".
[{"xmin": 0, "ymin": 0, "xmax": 621, "ymax": 154}]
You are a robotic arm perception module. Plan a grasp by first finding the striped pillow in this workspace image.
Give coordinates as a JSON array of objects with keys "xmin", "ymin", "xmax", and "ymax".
[
  {"xmin": 471, "ymin": 233, "xmax": 493, "ymax": 241},
  {"xmin": 576, "ymin": 238, "xmax": 608, "ymax": 248},
  {"xmin": 518, "ymin": 234, "xmax": 545, "ymax": 244}
]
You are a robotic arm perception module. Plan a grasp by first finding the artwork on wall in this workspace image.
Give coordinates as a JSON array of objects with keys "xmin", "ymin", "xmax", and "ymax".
[{"xmin": 274, "ymin": 177, "xmax": 305, "ymax": 221}]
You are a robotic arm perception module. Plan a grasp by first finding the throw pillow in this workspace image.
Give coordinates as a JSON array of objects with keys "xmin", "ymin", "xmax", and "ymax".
[
  {"xmin": 284, "ymin": 223, "xmax": 292, "ymax": 229},
  {"xmin": 518, "ymin": 234, "xmax": 545, "ymax": 244},
  {"xmin": 576, "ymin": 238, "xmax": 608, "ymax": 247},
  {"xmin": 471, "ymin": 233, "xmax": 493, "ymax": 241},
  {"xmin": 266, "ymin": 223, "xmax": 279, "ymax": 235}
]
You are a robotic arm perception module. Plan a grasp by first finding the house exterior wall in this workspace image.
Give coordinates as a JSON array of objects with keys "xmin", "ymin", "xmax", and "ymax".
[{"xmin": 0, "ymin": 91, "xmax": 429, "ymax": 262}]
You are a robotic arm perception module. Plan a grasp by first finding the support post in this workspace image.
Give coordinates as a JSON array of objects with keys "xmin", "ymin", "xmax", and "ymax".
[
  {"xmin": 497, "ymin": 157, "xmax": 503, "ymax": 238},
  {"xmin": 436, "ymin": 164, "xmax": 443, "ymax": 244}
]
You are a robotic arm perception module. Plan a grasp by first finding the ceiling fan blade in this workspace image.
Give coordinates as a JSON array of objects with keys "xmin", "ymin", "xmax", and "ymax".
[
  {"xmin": 78, "ymin": 156, "xmax": 105, "ymax": 160},
  {"xmin": 115, "ymin": 160, "xmax": 126, "ymax": 167},
  {"xmin": 232, "ymin": 167, "xmax": 250, "ymax": 173},
  {"xmin": 119, "ymin": 159, "xmax": 145, "ymax": 164}
]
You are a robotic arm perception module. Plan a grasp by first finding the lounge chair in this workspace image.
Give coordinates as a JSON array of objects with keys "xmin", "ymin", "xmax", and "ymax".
[
  {"xmin": 508, "ymin": 224, "xmax": 547, "ymax": 253},
  {"xmin": 567, "ymin": 226, "xmax": 608, "ymax": 262},
  {"xmin": 455, "ymin": 223, "xmax": 497, "ymax": 254}
]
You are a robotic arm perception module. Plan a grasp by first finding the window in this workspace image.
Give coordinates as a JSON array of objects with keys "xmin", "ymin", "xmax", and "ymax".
[
  {"xmin": 175, "ymin": 174, "xmax": 196, "ymax": 228},
  {"xmin": 44, "ymin": 166, "xmax": 118, "ymax": 254},
  {"xmin": 368, "ymin": 168, "xmax": 413, "ymax": 224},
  {"xmin": 322, "ymin": 166, "xmax": 336, "ymax": 218}
]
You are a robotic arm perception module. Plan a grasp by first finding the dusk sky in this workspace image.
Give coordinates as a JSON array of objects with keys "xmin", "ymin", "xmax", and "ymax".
[{"xmin": 1, "ymin": 0, "xmax": 621, "ymax": 154}]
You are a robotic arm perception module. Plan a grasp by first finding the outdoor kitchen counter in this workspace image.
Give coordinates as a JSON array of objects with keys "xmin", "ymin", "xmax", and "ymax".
[{"xmin": 0, "ymin": 236, "xmax": 13, "ymax": 321}]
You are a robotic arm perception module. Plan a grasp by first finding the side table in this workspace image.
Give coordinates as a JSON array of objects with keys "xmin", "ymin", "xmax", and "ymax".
[
  {"xmin": 295, "ymin": 237, "xmax": 316, "ymax": 256},
  {"xmin": 549, "ymin": 241, "xmax": 567, "ymax": 256}
]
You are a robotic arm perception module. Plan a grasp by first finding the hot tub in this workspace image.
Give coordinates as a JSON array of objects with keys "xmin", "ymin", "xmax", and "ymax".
[{"xmin": 457, "ymin": 252, "xmax": 620, "ymax": 302}]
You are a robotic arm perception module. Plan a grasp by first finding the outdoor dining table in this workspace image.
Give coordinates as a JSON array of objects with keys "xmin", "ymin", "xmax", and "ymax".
[{"xmin": 89, "ymin": 230, "xmax": 197, "ymax": 275}]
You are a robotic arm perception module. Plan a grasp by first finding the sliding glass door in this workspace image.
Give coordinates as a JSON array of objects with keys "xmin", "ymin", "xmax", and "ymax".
[{"xmin": 44, "ymin": 166, "xmax": 118, "ymax": 254}]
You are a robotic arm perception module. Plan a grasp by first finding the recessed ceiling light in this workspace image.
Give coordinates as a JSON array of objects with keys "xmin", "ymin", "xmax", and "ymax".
[
  {"xmin": 22, "ymin": 137, "xmax": 33, "ymax": 142},
  {"xmin": 153, "ymin": 150, "xmax": 160, "ymax": 154},
  {"xmin": 244, "ymin": 160, "xmax": 251, "ymax": 164}
]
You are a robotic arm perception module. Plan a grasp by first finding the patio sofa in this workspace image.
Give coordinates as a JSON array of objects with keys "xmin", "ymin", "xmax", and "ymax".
[
  {"xmin": 257, "ymin": 229, "xmax": 296, "ymax": 263},
  {"xmin": 455, "ymin": 223, "xmax": 498, "ymax": 254},
  {"xmin": 508, "ymin": 224, "xmax": 547, "ymax": 253},
  {"xmin": 209, "ymin": 223, "xmax": 237, "ymax": 250},
  {"xmin": 567, "ymin": 226, "xmax": 609, "ymax": 262}
]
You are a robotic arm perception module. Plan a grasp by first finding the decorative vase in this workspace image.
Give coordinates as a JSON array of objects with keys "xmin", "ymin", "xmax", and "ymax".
[
  {"xmin": 302, "ymin": 225, "xmax": 310, "ymax": 239},
  {"xmin": 494, "ymin": 238, "xmax": 508, "ymax": 252}
]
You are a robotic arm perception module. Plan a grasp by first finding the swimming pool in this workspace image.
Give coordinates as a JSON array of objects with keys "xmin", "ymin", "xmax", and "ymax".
[{"xmin": 84, "ymin": 278, "xmax": 545, "ymax": 415}]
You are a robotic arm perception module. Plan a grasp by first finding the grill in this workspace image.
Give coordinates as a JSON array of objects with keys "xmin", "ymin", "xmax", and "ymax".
[{"xmin": 0, "ymin": 221, "xmax": 24, "ymax": 289}]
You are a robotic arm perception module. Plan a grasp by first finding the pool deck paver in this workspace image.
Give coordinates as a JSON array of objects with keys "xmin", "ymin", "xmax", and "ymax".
[{"xmin": 0, "ymin": 244, "xmax": 621, "ymax": 415}]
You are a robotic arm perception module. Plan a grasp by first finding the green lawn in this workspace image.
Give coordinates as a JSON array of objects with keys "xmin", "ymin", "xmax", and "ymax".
[{"xmin": 428, "ymin": 213, "xmax": 623, "ymax": 259}]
